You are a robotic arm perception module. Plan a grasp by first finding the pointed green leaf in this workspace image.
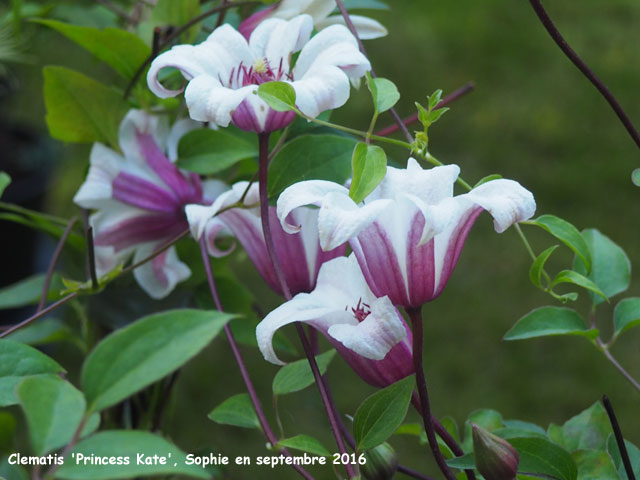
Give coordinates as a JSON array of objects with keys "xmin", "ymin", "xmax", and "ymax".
[
  {"xmin": 17, "ymin": 376, "xmax": 85, "ymax": 455},
  {"xmin": 349, "ymin": 143, "xmax": 387, "ymax": 204},
  {"xmin": 510, "ymin": 437, "xmax": 577, "ymax": 480},
  {"xmin": 530, "ymin": 215, "xmax": 591, "ymax": 273},
  {"xmin": 177, "ymin": 128, "xmax": 257, "ymax": 174},
  {"xmin": 82, "ymin": 309, "xmax": 234, "ymax": 412},
  {"xmin": 548, "ymin": 402, "xmax": 610, "ymax": 453},
  {"xmin": 353, "ymin": 376, "xmax": 414, "ymax": 450},
  {"xmin": 33, "ymin": 20, "xmax": 150, "ymax": 79},
  {"xmin": 574, "ymin": 228, "xmax": 631, "ymax": 306},
  {"xmin": 278, "ymin": 435, "xmax": 331, "ymax": 457},
  {"xmin": 369, "ymin": 77, "xmax": 399, "ymax": 113},
  {"xmin": 550, "ymin": 270, "xmax": 607, "ymax": 301},
  {"xmin": 0, "ymin": 340, "xmax": 65, "ymax": 407},
  {"xmin": 613, "ymin": 297, "xmax": 640, "ymax": 337},
  {"xmin": 43, "ymin": 66, "xmax": 127, "ymax": 148},
  {"xmin": 268, "ymin": 134, "xmax": 357, "ymax": 200},
  {"xmin": 504, "ymin": 307, "xmax": 597, "ymax": 341},
  {"xmin": 0, "ymin": 273, "xmax": 63, "ymax": 310},
  {"xmin": 208, "ymin": 393, "xmax": 259, "ymax": 429},
  {"xmin": 55, "ymin": 431, "xmax": 210, "ymax": 479},
  {"xmin": 272, "ymin": 350, "xmax": 336, "ymax": 395},
  {"xmin": 607, "ymin": 434, "xmax": 640, "ymax": 479},
  {"xmin": 529, "ymin": 245, "xmax": 558, "ymax": 288},
  {"xmin": 573, "ymin": 450, "xmax": 618, "ymax": 480},
  {"xmin": 258, "ymin": 81, "xmax": 296, "ymax": 112}
]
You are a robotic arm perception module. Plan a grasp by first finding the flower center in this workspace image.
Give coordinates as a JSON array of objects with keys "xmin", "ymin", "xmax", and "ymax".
[
  {"xmin": 347, "ymin": 298, "xmax": 371, "ymax": 323},
  {"xmin": 227, "ymin": 58, "xmax": 293, "ymax": 88}
]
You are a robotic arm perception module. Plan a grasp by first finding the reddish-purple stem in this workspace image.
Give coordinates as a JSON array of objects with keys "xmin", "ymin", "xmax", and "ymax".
[
  {"xmin": 0, "ymin": 292, "xmax": 79, "ymax": 339},
  {"xmin": 199, "ymin": 238, "xmax": 314, "ymax": 480},
  {"xmin": 257, "ymin": 133, "xmax": 355, "ymax": 479}
]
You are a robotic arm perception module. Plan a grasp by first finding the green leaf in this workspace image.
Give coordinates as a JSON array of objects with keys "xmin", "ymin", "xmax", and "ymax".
[
  {"xmin": 529, "ymin": 245, "xmax": 558, "ymax": 288},
  {"xmin": 17, "ymin": 376, "xmax": 85, "ymax": 455},
  {"xmin": 473, "ymin": 174, "xmax": 502, "ymax": 188},
  {"xmin": 208, "ymin": 393, "xmax": 259, "ymax": 429},
  {"xmin": 504, "ymin": 306, "xmax": 597, "ymax": 341},
  {"xmin": 43, "ymin": 66, "xmax": 128, "ymax": 148},
  {"xmin": 510, "ymin": 437, "xmax": 577, "ymax": 480},
  {"xmin": 258, "ymin": 81, "xmax": 296, "ymax": 112},
  {"xmin": 607, "ymin": 433, "xmax": 640, "ymax": 479},
  {"xmin": 82, "ymin": 309, "xmax": 234, "ymax": 412},
  {"xmin": 0, "ymin": 273, "xmax": 62, "ymax": 310},
  {"xmin": 55, "ymin": 431, "xmax": 210, "ymax": 479},
  {"xmin": 572, "ymin": 450, "xmax": 618, "ymax": 480},
  {"xmin": 502, "ymin": 419, "xmax": 547, "ymax": 437},
  {"xmin": 7, "ymin": 318, "xmax": 80, "ymax": 349},
  {"xmin": 547, "ymin": 402, "xmax": 610, "ymax": 452},
  {"xmin": 369, "ymin": 77, "xmax": 399, "ymax": 113},
  {"xmin": 550, "ymin": 270, "xmax": 608, "ymax": 301},
  {"xmin": 272, "ymin": 350, "xmax": 336, "ymax": 395},
  {"xmin": 632, "ymin": 168, "xmax": 640, "ymax": 187},
  {"xmin": 530, "ymin": 215, "xmax": 591, "ymax": 273},
  {"xmin": 0, "ymin": 340, "xmax": 65, "ymax": 407},
  {"xmin": 353, "ymin": 376, "xmax": 414, "ymax": 450},
  {"xmin": 151, "ymin": 0, "xmax": 200, "ymax": 43},
  {"xmin": 33, "ymin": 20, "xmax": 150, "ymax": 79},
  {"xmin": 177, "ymin": 128, "xmax": 257, "ymax": 174},
  {"xmin": 0, "ymin": 172, "xmax": 10, "ymax": 198},
  {"xmin": 446, "ymin": 452, "xmax": 475, "ymax": 469},
  {"xmin": 613, "ymin": 297, "xmax": 640, "ymax": 337},
  {"xmin": 0, "ymin": 457, "xmax": 28, "ymax": 480},
  {"xmin": 574, "ymin": 228, "xmax": 631, "ymax": 306},
  {"xmin": 278, "ymin": 435, "xmax": 331, "ymax": 457},
  {"xmin": 268, "ymin": 134, "xmax": 357, "ymax": 200},
  {"xmin": 349, "ymin": 143, "xmax": 387, "ymax": 204},
  {"xmin": 340, "ymin": 0, "xmax": 389, "ymax": 9}
]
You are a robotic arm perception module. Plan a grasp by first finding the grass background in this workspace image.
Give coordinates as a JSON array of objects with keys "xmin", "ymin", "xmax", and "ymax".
[{"xmin": 1, "ymin": 0, "xmax": 639, "ymax": 477}]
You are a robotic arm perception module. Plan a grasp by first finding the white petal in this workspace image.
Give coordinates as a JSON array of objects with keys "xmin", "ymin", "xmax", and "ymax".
[
  {"xmin": 132, "ymin": 244, "xmax": 190, "ymax": 299},
  {"xmin": 184, "ymin": 76, "xmax": 255, "ymax": 125},
  {"xmin": 203, "ymin": 217, "xmax": 236, "ymax": 258},
  {"xmin": 257, "ymin": 292, "xmax": 347, "ymax": 365},
  {"xmin": 270, "ymin": 0, "xmax": 315, "ymax": 19},
  {"xmin": 147, "ymin": 25, "xmax": 254, "ymax": 98},
  {"xmin": 301, "ymin": 0, "xmax": 336, "ymax": 24},
  {"xmin": 373, "ymin": 160, "xmax": 458, "ymax": 204},
  {"xmin": 250, "ymin": 15, "xmax": 313, "ymax": 70},
  {"xmin": 316, "ymin": 14, "xmax": 388, "ymax": 40},
  {"xmin": 293, "ymin": 24, "xmax": 370, "ymax": 80},
  {"xmin": 119, "ymin": 109, "xmax": 170, "ymax": 158},
  {"xmin": 185, "ymin": 182, "xmax": 245, "ymax": 239},
  {"xmin": 317, "ymin": 191, "xmax": 392, "ymax": 250},
  {"xmin": 276, "ymin": 180, "xmax": 349, "ymax": 233},
  {"xmin": 292, "ymin": 65, "xmax": 351, "ymax": 118},
  {"xmin": 73, "ymin": 143, "xmax": 121, "ymax": 208},
  {"xmin": 465, "ymin": 179, "xmax": 536, "ymax": 233},
  {"xmin": 328, "ymin": 296, "xmax": 406, "ymax": 360}
]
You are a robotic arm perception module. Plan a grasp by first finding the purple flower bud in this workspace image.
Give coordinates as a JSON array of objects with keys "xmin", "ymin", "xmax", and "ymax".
[{"xmin": 472, "ymin": 423, "xmax": 519, "ymax": 480}]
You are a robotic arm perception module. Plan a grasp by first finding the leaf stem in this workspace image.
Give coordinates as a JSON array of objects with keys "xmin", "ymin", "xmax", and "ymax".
[
  {"xmin": 257, "ymin": 132, "xmax": 355, "ymax": 479},
  {"xmin": 0, "ymin": 292, "xmax": 79, "ymax": 339},
  {"xmin": 596, "ymin": 339, "xmax": 640, "ymax": 393},
  {"xmin": 406, "ymin": 306, "xmax": 458, "ymax": 480},
  {"xmin": 198, "ymin": 237, "xmax": 314, "ymax": 479}
]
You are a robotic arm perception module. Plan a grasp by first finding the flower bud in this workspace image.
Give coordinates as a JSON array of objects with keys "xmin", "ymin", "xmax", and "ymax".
[
  {"xmin": 361, "ymin": 442, "xmax": 398, "ymax": 480},
  {"xmin": 472, "ymin": 423, "xmax": 519, "ymax": 480}
]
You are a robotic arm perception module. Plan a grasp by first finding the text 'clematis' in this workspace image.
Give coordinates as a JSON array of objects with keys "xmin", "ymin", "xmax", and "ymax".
[
  {"xmin": 257, "ymin": 255, "xmax": 414, "ymax": 388},
  {"xmin": 186, "ymin": 181, "xmax": 345, "ymax": 297},
  {"xmin": 73, "ymin": 110, "xmax": 223, "ymax": 299},
  {"xmin": 277, "ymin": 159, "xmax": 536, "ymax": 308},
  {"xmin": 147, "ymin": 15, "xmax": 370, "ymax": 133}
]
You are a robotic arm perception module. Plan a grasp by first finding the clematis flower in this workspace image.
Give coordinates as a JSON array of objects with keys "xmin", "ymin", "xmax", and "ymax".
[
  {"xmin": 238, "ymin": 0, "xmax": 388, "ymax": 41},
  {"xmin": 257, "ymin": 255, "xmax": 414, "ymax": 388},
  {"xmin": 147, "ymin": 14, "xmax": 370, "ymax": 133},
  {"xmin": 73, "ymin": 110, "xmax": 224, "ymax": 299},
  {"xmin": 277, "ymin": 159, "xmax": 536, "ymax": 308},
  {"xmin": 185, "ymin": 181, "xmax": 345, "ymax": 297}
]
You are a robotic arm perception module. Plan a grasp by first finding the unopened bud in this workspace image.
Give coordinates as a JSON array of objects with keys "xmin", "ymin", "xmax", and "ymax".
[
  {"xmin": 471, "ymin": 423, "xmax": 519, "ymax": 480},
  {"xmin": 361, "ymin": 442, "xmax": 398, "ymax": 480}
]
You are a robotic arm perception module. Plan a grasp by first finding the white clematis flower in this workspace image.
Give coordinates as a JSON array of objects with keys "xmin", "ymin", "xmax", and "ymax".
[
  {"xmin": 276, "ymin": 159, "xmax": 536, "ymax": 308},
  {"xmin": 73, "ymin": 110, "xmax": 224, "ymax": 299},
  {"xmin": 147, "ymin": 14, "xmax": 371, "ymax": 133},
  {"xmin": 238, "ymin": 0, "xmax": 388, "ymax": 41},
  {"xmin": 257, "ymin": 255, "xmax": 413, "ymax": 387}
]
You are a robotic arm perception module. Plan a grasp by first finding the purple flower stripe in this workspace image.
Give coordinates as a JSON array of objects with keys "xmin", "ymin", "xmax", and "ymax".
[
  {"xmin": 136, "ymin": 132, "xmax": 202, "ymax": 203},
  {"xmin": 151, "ymin": 248, "xmax": 170, "ymax": 288},
  {"xmin": 407, "ymin": 213, "xmax": 436, "ymax": 307},
  {"xmin": 112, "ymin": 172, "xmax": 179, "ymax": 213},
  {"xmin": 95, "ymin": 214, "xmax": 187, "ymax": 252},
  {"xmin": 353, "ymin": 222, "xmax": 410, "ymax": 307}
]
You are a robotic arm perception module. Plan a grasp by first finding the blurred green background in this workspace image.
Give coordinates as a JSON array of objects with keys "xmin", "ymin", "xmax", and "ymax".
[{"xmin": 1, "ymin": 0, "xmax": 639, "ymax": 478}]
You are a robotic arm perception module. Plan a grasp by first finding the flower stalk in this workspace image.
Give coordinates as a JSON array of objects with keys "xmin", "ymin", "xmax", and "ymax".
[{"xmin": 256, "ymin": 133, "xmax": 356, "ymax": 479}]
